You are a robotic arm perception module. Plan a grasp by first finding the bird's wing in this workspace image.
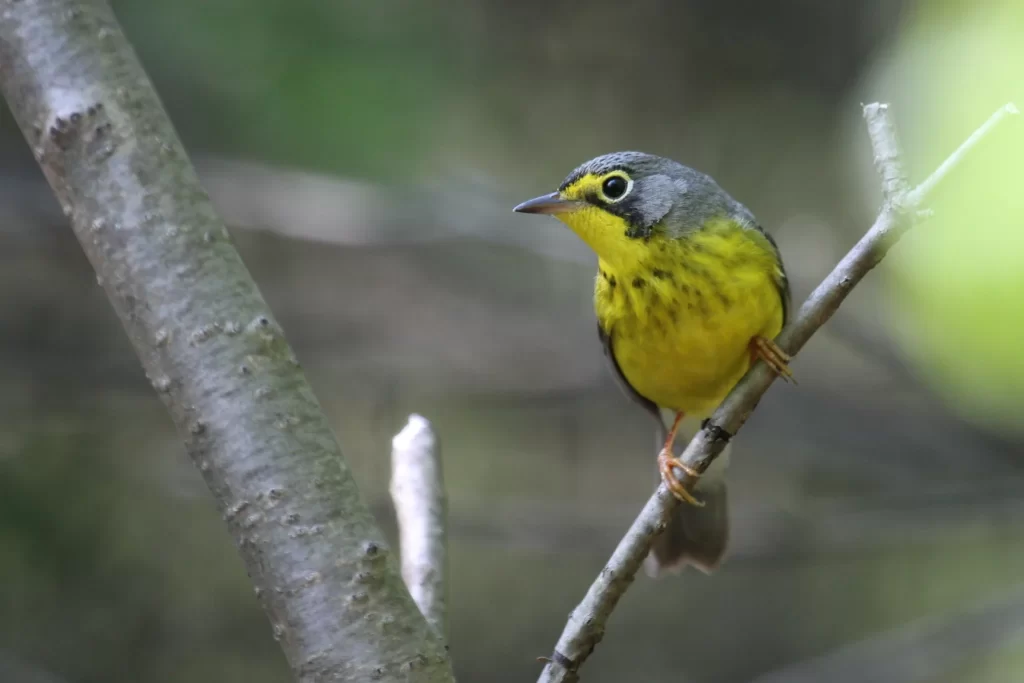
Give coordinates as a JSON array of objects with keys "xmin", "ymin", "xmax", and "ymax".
[
  {"xmin": 597, "ymin": 322, "xmax": 668, "ymax": 442},
  {"xmin": 757, "ymin": 225, "xmax": 791, "ymax": 326}
]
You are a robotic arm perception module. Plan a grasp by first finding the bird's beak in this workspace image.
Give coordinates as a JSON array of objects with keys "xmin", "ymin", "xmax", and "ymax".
[{"xmin": 513, "ymin": 192, "xmax": 583, "ymax": 215}]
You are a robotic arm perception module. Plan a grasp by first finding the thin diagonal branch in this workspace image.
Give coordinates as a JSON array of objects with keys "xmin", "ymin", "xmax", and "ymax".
[
  {"xmin": 390, "ymin": 414, "xmax": 449, "ymax": 640},
  {"xmin": 0, "ymin": 1, "xmax": 453, "ymax": 681},
  {"xmin": 537, "ymin": 102, "xmax": 1018, "ymax": 683},
  {"xmin": 906, "ymin": 103, "xmax": 1019, "ymax": 205}
]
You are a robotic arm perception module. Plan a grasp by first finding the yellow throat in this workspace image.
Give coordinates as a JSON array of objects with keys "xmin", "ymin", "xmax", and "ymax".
[{"xmin": 555, "ymin": 174, "xmax": 786, "ymax": 416}]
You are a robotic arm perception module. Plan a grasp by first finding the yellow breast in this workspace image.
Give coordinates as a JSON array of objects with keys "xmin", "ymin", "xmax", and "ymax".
[{"xmin": 595, "ymin": 219, "xmax": 785, "ymax": 416}]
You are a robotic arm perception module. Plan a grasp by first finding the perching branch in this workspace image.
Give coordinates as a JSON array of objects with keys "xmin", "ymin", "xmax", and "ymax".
[
  {"xmin": 537, "ymin": 102, "xmax": 1019, "ymax": 683},
  {"xmin": 0, "ymin": 2, "xmax": 453, "ymax": 682},
  {"xmin": 390, "ymin": 414, "xmax": 449, "ymax": 640}
]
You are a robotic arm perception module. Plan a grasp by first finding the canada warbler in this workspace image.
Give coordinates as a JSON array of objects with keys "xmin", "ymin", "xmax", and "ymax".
[{"xmin": 514, "ymin": 151, "xmax": 792, "ymax": 575}]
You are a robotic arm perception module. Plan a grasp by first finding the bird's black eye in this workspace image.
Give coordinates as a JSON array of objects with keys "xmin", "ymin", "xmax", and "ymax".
[{"xmin": 602, "ymin": 176, "xmax": 628, "ymax": 201}]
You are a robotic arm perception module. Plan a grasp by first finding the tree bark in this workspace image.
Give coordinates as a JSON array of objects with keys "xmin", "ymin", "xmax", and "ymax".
[{"xmin": 0, "ymin": 1, "xmax": 455, "ymax": 681}]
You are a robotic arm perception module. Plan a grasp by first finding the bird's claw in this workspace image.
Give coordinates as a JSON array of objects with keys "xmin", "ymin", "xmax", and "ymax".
[
  {"xmin": 658, "ymin": 449, "xmax": 704, "ymax": 507},
  {"xmin": 751, "ymin": 336, "xmax": 796, "ymax": 383}
]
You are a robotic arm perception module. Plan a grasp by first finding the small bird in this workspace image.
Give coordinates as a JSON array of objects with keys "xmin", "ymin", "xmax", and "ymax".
[{"xmin": 514, "ymin": 151, "xmax": 792, "ymax": 575}]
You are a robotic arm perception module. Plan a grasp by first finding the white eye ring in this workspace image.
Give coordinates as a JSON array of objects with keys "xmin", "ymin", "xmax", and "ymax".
[{"xmin": 599, "ymin": 174, "xmax": 633, "ymax": 203}]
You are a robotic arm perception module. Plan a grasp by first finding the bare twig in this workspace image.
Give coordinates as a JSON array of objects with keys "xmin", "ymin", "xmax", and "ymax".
[
  {"xmin": 390, "ymin": 414, "xmax": 449, "ymax": 640},
  {"xmin": 862, "ymin": 102, "xmax": 911, "ymax": 203},
  {"xmin": 537, "ymin": 102, "xmax": 1018, "ymax": 683},
  {"xmin": 906, "ymin": 103, "xmax": 1019, "ymax": 206},
  {"xmin": 0, "ymin": 2, "xmax": 453, "ymax": 681}
]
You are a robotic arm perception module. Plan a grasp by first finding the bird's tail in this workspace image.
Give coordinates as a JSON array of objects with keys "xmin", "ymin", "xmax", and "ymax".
[{"xmin": 644, "ymin": 419, "xmax": 731, "ymax": 577}]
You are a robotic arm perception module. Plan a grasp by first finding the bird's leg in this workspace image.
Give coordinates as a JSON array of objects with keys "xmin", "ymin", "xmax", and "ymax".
[
  {"xmin": 750, "ymin": 336, "xmax": 796, "ymax": 383},
  {"xmin": 657, "ymin": 411, "xmax": 704, "ymax": 507}
]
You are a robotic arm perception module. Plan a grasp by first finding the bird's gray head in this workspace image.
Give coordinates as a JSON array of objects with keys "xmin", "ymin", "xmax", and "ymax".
[{"xmin": 516, "ymin": 151, "xmax": 753, "ymax": 240}]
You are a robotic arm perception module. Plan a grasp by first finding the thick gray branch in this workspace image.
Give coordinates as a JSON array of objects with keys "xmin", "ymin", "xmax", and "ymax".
[
  {"xmin": 0, "ymin": 2, "xmax": 453, "ymax": 681},
  {"xmin": 390, "ymin": 414, "xmax": 448, "ymax": 640},
  {"xmin": 537, "ymin": 102, "xmax": 1018, "ymax": 683}
]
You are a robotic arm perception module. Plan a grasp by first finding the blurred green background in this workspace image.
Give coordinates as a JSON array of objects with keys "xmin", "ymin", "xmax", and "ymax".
[{"xmin": 2, "ymin": 0, "xmax": 1024, "ymax": 682}]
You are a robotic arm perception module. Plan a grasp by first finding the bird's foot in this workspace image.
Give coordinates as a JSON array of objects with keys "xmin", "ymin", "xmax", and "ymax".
[
  {"xmin": 658, "ymin": 448, "xmax": 704, "ymax": 506},
  {"xmin": 750, "ymin": 336, "xmax": 796, "ymax": 383}
]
